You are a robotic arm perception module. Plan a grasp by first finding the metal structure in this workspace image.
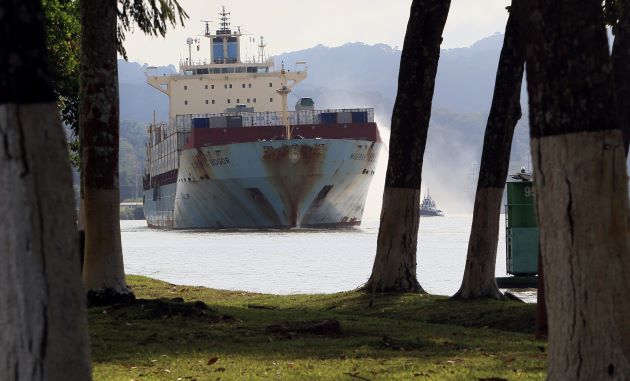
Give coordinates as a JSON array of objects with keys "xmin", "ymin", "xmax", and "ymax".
[
  {"xmin": 419, "ymin": 190, "xmax": 444, "ymax": 216},
  {"xmin": 142, "ymin": 8, "xmax": 382, "ymax": 229},
  {"xmin": 505, "ymin": 177, "xmax": 539, "ymax": 275}
]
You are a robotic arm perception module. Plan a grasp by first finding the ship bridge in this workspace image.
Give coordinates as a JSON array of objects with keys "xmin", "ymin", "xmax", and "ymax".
[{"xmin": 146, "ymin": 6, "xmax": 307, "ymax": 121}]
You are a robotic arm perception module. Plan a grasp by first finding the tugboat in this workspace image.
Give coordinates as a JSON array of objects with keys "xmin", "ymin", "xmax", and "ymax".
[{"xmin": 419, "ymin": 191, "xmax": 444, "ymax": 217}]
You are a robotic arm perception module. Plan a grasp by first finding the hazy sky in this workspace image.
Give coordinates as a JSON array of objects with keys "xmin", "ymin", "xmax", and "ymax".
[{"xmin": 123, "ymin": 0, "xmax": 511, "ymax": 66}]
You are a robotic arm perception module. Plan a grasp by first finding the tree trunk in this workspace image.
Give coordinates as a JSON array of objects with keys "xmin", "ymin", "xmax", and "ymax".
[
  {"xmin": 80, "ymin": 0, "xmax": 134, "ymax": 304},
  {"xmin": 364, "ymin": 0, "xmax": 451, "ymax": 293},
  {"xmin": 520, "ymin": 0, "xmax": 630, "ymax": 379},
  {"xmin": 535, "ymin": 251, "xmax": 548, "ymax": 338},
  {"xmin": 612, "ymin": 2, "xmax": 630, "ymax": 156},
  {"xmin": 453, "ymin": 4, "xmax": 525, "ymax": 300},
  {"xmin": 0, "ymin": 0, "xmax": 92, "ymax": 379}
]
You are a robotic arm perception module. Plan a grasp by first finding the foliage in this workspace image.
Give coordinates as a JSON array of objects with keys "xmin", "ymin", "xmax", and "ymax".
[
  {"xmin": 119, "ymin": 205, "xmax": 144, "ymax": 219},
  {"xmin": 62, "ymin": 120, "xmax": 146, "ymax": 201},
  {"xmin": 119, "ymin": 120, "xmax": 147, "ymax": 200},
  {"xmin": 117, "ymin": 0, "xmax": 189, "ymax": 59},
  {"xmin": 41, "ymin": 0, "xmax": 188, "ymax": 167},
  {"xmin": 42, "ymin": 0, "xmax": 81, "ymax": 166},
  {"xmin": 89, "ymin": 276, "xmax": 547, "ymax": 380},
  {"xmin": 604, "ymin": 0, "xmax": 626, "ymax": 34}
]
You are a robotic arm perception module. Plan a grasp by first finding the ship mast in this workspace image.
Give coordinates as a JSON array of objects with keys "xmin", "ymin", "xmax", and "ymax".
[
  {"xmin": 186, "ymin": 37, "xmax": 193, "ymax": 64},
  {"xmin": 200, "ymin": 6, "xmax": 242, "ymax": 64},
  {"xmin": 277, "ymin": 62, "xmax": 292, "ymax": 140},
  {"xmin": 258, "ymin": 36, "xmax": 266, "ymax": 63},
  {"xmin": 218, "ymin": 6, "xmax": 230, "ymax": 61},
  {"xmin": 201, "ymin": 19, "xmax": 212, "ymax": 60}
]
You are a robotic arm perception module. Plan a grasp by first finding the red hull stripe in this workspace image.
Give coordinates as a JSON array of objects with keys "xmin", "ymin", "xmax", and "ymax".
[
  {"xmin": 185, "ymin": 122, "xmax": 381, "ymax": 149},
  {"xmin": 143, "ymin": 123, "xmax": 381, "ymax": 190}
]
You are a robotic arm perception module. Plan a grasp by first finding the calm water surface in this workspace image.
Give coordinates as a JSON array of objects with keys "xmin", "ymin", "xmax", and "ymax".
[{"xmin": 122, "ymin": 215, "xmax": 526, "ymax": 297}]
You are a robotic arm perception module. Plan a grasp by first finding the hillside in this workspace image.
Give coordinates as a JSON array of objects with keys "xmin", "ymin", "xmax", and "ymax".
[{"xmin": 118, "ymin": 34, "xmax": 522, "ymax": 123}]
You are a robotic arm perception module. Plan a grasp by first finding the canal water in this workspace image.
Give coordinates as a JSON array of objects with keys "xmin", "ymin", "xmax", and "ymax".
[{"xmin": 121, "ymin": 215, "xmax": 534, "ymax": 300}]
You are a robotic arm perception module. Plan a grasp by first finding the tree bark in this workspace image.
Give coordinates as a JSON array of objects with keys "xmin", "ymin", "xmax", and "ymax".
[
  {"xmin": 612, "ymin": 1, "xmax": 630, "ymax": 156},
  {"xmin": 535, "ymin": 251, "xmax": 548, "ymax": 338},
  {"xmin": 0, "ymin": 0, "xmax": 92, "ymax": 379},
  {"xmin": 520, "ymin": 0, "xmax": 630, "ymax": 379},
  {"xmin": 453, "ymin": 4, "xmax": 524, "ymax": 300},
  {"xmin": 80, "ymin": 0, "xmax": 134, "ymax": 304},
  {"xmin": 364, "ymin": 0, "xmax": 451, "ymax": 293}
]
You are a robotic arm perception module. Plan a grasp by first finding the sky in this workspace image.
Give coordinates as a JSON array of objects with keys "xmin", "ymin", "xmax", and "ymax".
[{"xmin": 123, "ymin": 0, "xmax": 511, "ymax": 66}]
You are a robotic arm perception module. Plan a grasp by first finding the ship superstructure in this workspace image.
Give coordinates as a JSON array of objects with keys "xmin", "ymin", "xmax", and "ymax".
[
  {"xmin": 143, "ymin": 8, "xmax": 382, "ymax": 229},
  {"xmin": 419, "ymin": 191, "xmax": 444, "ymax": 217}
]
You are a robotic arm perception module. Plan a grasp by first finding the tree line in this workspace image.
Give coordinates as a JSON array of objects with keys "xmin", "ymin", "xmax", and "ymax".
[{"xmin": 1, "ymin": 0, "xmax": 628, "ymax": 379}]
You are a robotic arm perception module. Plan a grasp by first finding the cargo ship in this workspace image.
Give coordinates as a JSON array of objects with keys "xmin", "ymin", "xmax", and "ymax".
[{"xmin": 142, "ymin": 8, "xmax": 382, "ymax": 229}]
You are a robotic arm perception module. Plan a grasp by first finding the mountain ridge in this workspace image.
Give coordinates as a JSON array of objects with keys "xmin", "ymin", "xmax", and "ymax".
[{"xmin": 118, "ymin": 33, "xmax": 516, "ymax": 122}]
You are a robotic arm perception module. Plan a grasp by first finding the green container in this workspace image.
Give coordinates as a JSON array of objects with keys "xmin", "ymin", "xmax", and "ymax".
[
  {"xmin": 505, "ymin": 181, "xmax": 539, "ymax": 275},
  {"xmin": 506, "ymin": 227, "xmax": 539, "ymax": 275},
  {"xmin": 506, "ymin": 182, "xmax": 537, "ymax": 227}
]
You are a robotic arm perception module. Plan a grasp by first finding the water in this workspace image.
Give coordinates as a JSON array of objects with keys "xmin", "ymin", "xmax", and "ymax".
[{"xmin": 122, "ymin": 215, "xmax": 533, "ymax": 299}]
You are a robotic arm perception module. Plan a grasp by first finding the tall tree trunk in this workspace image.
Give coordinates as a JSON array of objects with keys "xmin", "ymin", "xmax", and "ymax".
[
  {"xmin": 364, "ymin": 0, "xmax": 451, "ymax": 293},
  {"xmin": 0, "ymin": 0, "xmax": 92, "ymax": 379},
  {"xmin": 520, "ymin": 0, "xmax": 630, "ymax": 379},
  {"xmin": 80, "ymin": 0, "xmax": 134, "ymax": 304},
  {"xmin": 535, "ymin": 251, "xmax": 548, "ymax": 338},
  {"xmin": 612, "ymin": 1, "xmax": 630, "ymax": 155},
  {"xmin": 453, "ymin": 4, "xmax": 525, "ymax": 300}
]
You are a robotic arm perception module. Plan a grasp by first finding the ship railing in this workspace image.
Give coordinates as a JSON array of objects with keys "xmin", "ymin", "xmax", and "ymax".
[
  {"xmin": 179, "ymin": 58, "xmax": 276, "ymax": 75},
  {"xmin": 172, "ymin": 108, "xmax": 375, "ymax": 131}
]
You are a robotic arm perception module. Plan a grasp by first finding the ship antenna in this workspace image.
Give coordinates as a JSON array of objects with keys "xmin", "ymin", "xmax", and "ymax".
[
  {"xmin": 219, "ymin": 5, "xmax": 230, "ymax": 34},
  {"xmin": 258, "ymin": 36, "xmax": 266, "ymax": 63},
  {"xmin": 201, "ymin": 20, "xmax": 212, "ymax": 36},
  {"xmin": 186, "ymin": 37, "xmax": 193, "ymax": 65}
]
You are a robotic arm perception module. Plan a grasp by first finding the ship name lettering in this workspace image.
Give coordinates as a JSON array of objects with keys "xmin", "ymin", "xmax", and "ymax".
[
  {"xmin": 209, "ymin": 157, "xmax": 230, "ymax": 166},
  {"xmin": 351, "ymin": 152, "xmax": 376, "ymax": 162}
]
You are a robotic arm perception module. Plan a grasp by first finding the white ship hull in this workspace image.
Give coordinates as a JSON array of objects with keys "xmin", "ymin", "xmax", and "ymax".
[{"xmin": 143, "ymin": 138, "xmax": 380, "ymax": 229}]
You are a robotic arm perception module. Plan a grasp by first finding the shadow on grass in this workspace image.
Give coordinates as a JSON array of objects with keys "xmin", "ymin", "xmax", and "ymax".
[{"xmin": 89, "ymin": 277, "xmax": 541, "ymax": 366}]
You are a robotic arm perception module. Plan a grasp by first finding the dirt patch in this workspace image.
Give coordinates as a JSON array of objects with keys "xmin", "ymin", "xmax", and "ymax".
[
  {"xmin": 97, "ymin": 297, "xmax": 233, "ymax": 322},
  {"xmin": 266, "ymin": 319, "xmax": 343, "ymax": 338},
  {"xmin": 87, "ymin": 288, "xmax": 136, "ymax": 307}
]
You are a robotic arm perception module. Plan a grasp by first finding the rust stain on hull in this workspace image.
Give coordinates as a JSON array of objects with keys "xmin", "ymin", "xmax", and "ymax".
[
  {"xmin": 262, "ymin": 144, "xmax": 325, "ymax": 227},
  {"xmin": 145, "ymin": 139, "xmax": 381, "ymax": 229}
]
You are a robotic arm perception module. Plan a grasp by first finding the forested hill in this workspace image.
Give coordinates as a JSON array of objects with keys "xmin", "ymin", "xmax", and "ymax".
[
  {"xmin": 117, "ymin": 33, "xmax": 532, "ymax": 211},
  {"xmin": 275, "ymin": 33, "xmax": 527, "ymax": 118}
]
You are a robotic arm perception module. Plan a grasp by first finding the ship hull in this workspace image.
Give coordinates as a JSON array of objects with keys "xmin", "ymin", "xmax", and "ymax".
[
  {"xmin": 419, "ymin": 210, "xmax": 444, "ymax": 217},
  {"xmin": 144, "ymin": 138, "xmax": 380, "ymax": 229}
]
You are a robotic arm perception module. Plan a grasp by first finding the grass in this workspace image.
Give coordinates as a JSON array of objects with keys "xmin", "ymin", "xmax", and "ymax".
[{"xmin": 89, "ymin": 275, "xmax": 547, "ymax": 380}]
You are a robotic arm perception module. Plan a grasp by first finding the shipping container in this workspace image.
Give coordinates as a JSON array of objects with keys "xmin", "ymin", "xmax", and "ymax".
[
  {"xmin": 210, "ymin": 116, "xmax": 227, "ymax": 128},
  {"xmin": 226, "ymin": 115, "xmax": 243, "ymax": 128},
  {"xmin": 337, "ymin": 112, "xmax": 352, "ymax": 124},
  {"xmin": 320, "ymin": 112, "xmax": 337, "ymax": 124},
  {"xmin": 351, "ymin": 111, "xmax": 368, "ymax": 123},
  {"xmin": 192, "ymin": 117, "xmax": 210, "ymax": 129}
]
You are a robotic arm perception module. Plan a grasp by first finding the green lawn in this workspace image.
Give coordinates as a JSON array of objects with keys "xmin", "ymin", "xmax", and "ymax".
[{"xmin": 89, "ymin": 275, "xmax": 547, "ymax": 380}]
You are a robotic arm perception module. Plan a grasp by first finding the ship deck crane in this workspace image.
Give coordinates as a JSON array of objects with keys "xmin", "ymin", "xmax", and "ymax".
[{"xmin": 278, "ymin": 62, "xmax": 296, "ymax": 140}]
